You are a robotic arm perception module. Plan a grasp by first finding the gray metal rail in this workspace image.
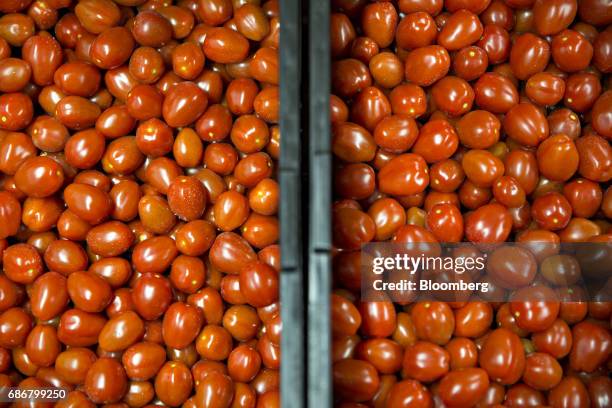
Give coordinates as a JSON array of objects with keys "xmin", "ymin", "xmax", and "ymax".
[
  {"xmin": 279, "ymin": 0, "xmax": 304, "ymax": 406},
  {"xmin": 307, "ymin": 1, "xmax": 332, "ymax": 407}
]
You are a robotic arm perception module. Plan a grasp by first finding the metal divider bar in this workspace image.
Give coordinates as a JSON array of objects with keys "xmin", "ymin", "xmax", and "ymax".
[
  {"xmin": 308, "ymin": 0, "xmax": 332, "ymax": 407},
  {"xmin": 279, "ymin": 0, "xmax": 304, "ymax": 406}
]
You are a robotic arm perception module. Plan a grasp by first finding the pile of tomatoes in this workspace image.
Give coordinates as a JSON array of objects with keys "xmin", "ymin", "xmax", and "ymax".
[
  {"xmin": 330, "ymin": 0, "xmax": 612, "ymax": 406},
  {"xmin": 0, "ymin": 0, "xmax": 281, "ymax": 406}
]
